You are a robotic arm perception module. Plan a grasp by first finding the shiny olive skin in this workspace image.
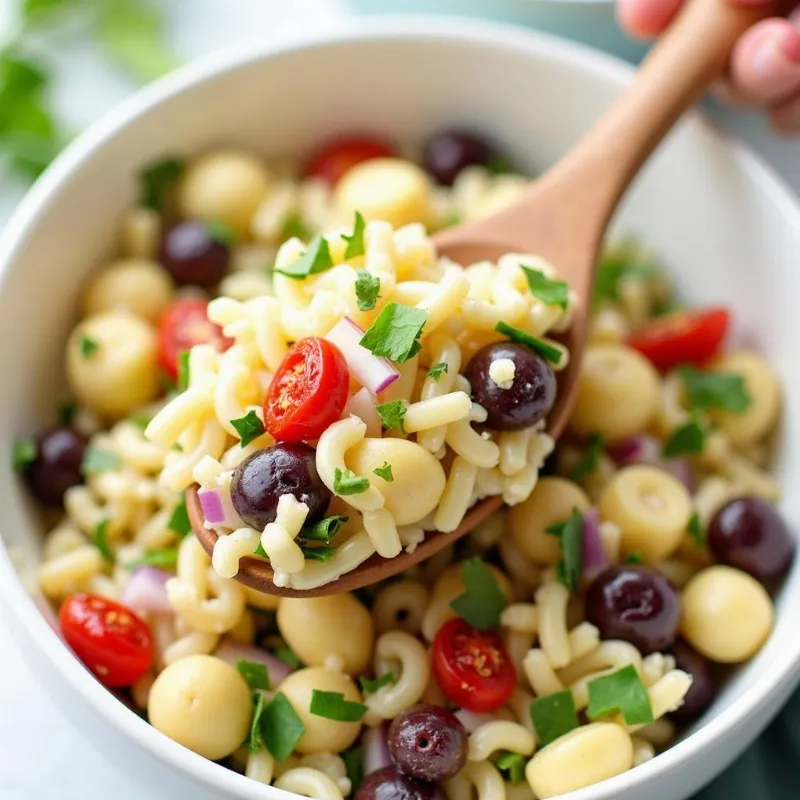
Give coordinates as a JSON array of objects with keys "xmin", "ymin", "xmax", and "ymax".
[
  {"xmin": 421, "ymin": 130, "xmax": 499, "ymax": 186},
  {"xmin": 159, "ymin": 219, "xmax": 230, "ymax": 287},
  {"xmin": 707, "ymin": 496, "xmax": 795, "ymax": 581},
  {"xmin": 669, "ymin": 640, "xmax": 716, "ymax": 724},
  {"xmin": 355, "ymin": 766, "xmax": 443, "ymax": 800},
  {"xmin": 585, "ymin": 565, "xmax": 681, "ymax": 654},
  {"xmin": 25, "ymin": 427, "xmax": 88, "ymax": 506},
  {"xmin": 230, "ymin": 444, "xmax": 331, "ymax": 530},
  {"xmin": 388, "ymin": 704, "xmax": 467, "ymax": 782},
  {"xmin": 464, "ymin": 341, "xmax": 556, "ymax": 431}
]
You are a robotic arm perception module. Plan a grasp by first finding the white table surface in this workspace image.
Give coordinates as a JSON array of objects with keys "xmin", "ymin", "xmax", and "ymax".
[{"xmin": 0, "ymin": 1, "xmax": 797, "ymax": 797}]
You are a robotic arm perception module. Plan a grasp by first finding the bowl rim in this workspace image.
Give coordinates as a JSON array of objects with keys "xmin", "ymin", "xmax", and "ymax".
[{"xmin": 2, "ymin": 15, "xmax": 800, "ymax": 800}]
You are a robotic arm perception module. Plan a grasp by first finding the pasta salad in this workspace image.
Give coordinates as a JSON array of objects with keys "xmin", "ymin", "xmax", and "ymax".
[{"xmin": 14, "ymin": 130, "xmax": 794, "ymax": 800}]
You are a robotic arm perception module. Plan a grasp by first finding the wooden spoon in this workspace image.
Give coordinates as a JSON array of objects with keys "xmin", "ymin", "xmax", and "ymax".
[{"xmin": 191, "ymin": 0, "xmax": 769, "ymax": 597}]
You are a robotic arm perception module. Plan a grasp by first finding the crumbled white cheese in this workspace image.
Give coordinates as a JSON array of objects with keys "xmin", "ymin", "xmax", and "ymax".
[{"xmin": 488, "ymin": 357, "xmax": 516, "ymax": 390}]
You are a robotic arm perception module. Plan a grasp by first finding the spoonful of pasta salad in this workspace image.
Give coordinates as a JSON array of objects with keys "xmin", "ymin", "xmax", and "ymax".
[{"xmin": 143, "ymin": 0, "xmax": 770, "ymax": 596}]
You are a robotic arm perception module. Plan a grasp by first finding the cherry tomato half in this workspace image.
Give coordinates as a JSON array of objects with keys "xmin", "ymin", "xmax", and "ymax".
[
  {"xmin": 627, "ymin": 307, "xmax": 731, "ymax": 373},
  {"xmin": 60, "ymin": 594, "xmax": 154, "ymax": 687},
  {"xmin": 306, "ymin": 135, "xmax": 396, "ymax": 185},
  {"xmin": 431, "ymin": 618, "xmax": 516, "ymax": 712},
  {"xmin": 157, "ymin": 297, "xmax": 232, "ymax": 380},
  {"xmin": 264, "ymin": 337, "xmax": 349, "ymax": 443}
]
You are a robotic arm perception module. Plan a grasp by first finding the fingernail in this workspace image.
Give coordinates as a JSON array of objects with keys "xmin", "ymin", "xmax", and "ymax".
[{"xmin": 753, "ymin": 32, "xmax": 800, "ymax": 96}]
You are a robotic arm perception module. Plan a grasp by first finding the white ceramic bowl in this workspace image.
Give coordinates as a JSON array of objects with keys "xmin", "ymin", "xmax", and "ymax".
[{"xmin": 1, "ymin": 18, "xmax": 799, "ymax": 800}]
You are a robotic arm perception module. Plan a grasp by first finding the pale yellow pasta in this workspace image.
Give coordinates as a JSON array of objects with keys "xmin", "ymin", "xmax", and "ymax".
[
  {"xmin": 632, "ymin": 736, "xmax": 656, "ymax": 766},
  {"xmin": 131, "ymin": 672, "xmax": 154, "ymax": 710},
  {"xmin": 503, "ymin": 425, "xmax": 554, "ymax": 506},
  {"xmin": 468, "ymin": 721, "xmax": 536, "ymax": 761},
  {"xmin": 641, "ymin": 653, "xmax": 677, "ymax": 687},
  {"xmin": 362, "ymin": 508, "xmax": 402, "ymax": 559},
  {"xmin": 535, "ymin": 581, "xmax": 572, "ymax": 669},
  {"xmin": 445, "ymin": 761, "xmax": 506, "ymax": 800},
  {"xmin": 417, "ymin": 333, "xmax": 462, "ymax": 452},
  {"xmin": 434, "ymin": 456, "xmax": 479, "ymax": 533},
  {"xmin": 214, "ymin": 365, "xmax": 259, "ymax": 438},
  {"xmin": 501, "ymin": 603, "xmax": 538, "ymax": 634},
  {"xmin": 589, "ymin": 304, "xmax": 631, "ymax": 344},
  {"xmin": 42, "ymin": 523, "xmax": 87, "ymax": 561},
  {"xmin": 403, "ymin": 392, "xmax": 472, "ymax": 433},
  {"xmin": 446, "ymin": 417, "xmax": 500, "ymax": 469},
  {"xmin": 111, "ymin": 420, "xmax": 165, "ymax": 473},
  {"xmin": 245, "ymin": 747, "xmax": 275, "ymax": 784},
  {"xmin": 145, "ymin": 389, "xmax": 214, "ymax": 450},
  {"xmin": 120, "ymin": 207, "xmax": 160, "ymax": 259},
  {"xmin": 627, "ymin": 670, "xmax": 692, "ymax": 731},
  {"xmin": 498, "ymin": 429, "xmax": 530, "ymax": 477},
  {"xmin": 212, "ymin": 527, "xmax": 260, "ymax": 580},
  {"xmin": 569, "ymin": 622, "xmax": 601, "ymax": 661},
  {"xmin": 160, "ymin": 416, "xmax": 228, "ymax": 492},
  {"xmin": 219, "ymin": 270, "xmax": 274, "ymax": 301},
  {"xmin": 635, "ymin": 718, "xmax": 676, "ymax": 746},
  {"xmin": 289, "ymin": 754, "xmax": 351, "ymax": 796},
  {"xmin": 365, "ymin": 631, "xmax": 430, "ymax": 721},
  {"xmin": 507, "ymin": 687, "xmax": 536, "ymax": 733},
  {"xmin": 373, "ymin": 580, "xmax": 430, "ymax": 635},
  {"xmin": 260, "ymin": 494, "xmax": 309, "ymax": 584},
  {"xmin": 558, "ymin": 640, "xmax": 643, "ymax": 687},
  {"xmin": 504, "ymin": 629, "xmax": 536, "ymax": 679},
  {"xmin": 163, "ymin": 631, "xmax": 220, "ymax": 665},
  {"xmin": 523, "ymin": 649, "xmax": 565, "ymax": 697},
  {"xmin": 274, "ymin": 768, "xmax": 344, "ymax": 800}
]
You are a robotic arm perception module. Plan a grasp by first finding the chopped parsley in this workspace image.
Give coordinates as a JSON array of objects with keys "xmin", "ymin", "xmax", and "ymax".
[
  {"xmin": 57, "ymin": 402, "xmax": 76, "ymax": 425},
  {"xmin": 310, "ymin": 690, "xmax": 367, "ymax": 723},
  {"xmin": 128, "ymin": 548, "xmax": 178, "ymax": 570},
  {"xmin": 688, "ymin": 512, "xmax": 704, "ymax": 547},
  {"xmin": 625, "ymin": 552, "xmax": 644, "ymax": 565},
  {"xmin": 376, "ymin": 400, "xmax": 407, "ymax": 433},
  {"xmin": 569, "ymin": 433, "xmax": 605, "ymax": 485},
  {"xmin": 93, "ymin": 519, "xmax": 115, "ymax": 563},
  {"xmin": 81, "ymin": 445, "xmax": 120, "ymax": 475},
  {"xmin": 343, "ymin": 747, "xmax": 364, "ymax": 795},
  {"xmin": 354, "ymin": 269, "xmax": 381, "ymax": 311},
  {"xmin": 299, "ymin": 544, "xmax": 337, "ymax": 562},
  {"xmin": 678, "ymin": 365, "xmax": 751, "ymax": 414},
  {"xmin": 237, "ymin": 659, "xmax": 271, "ymax": 691},
  {"xmin": 275, "ymin": 235, "xmax": 333, "ymax": 279},
  {"xmin": 206, "ymin": 218, "xmax": 235, "ymax": 246},
  {"xmin": 247, "ymin": 692, "xmax": 266, "ymax": 753},
  {"xmin": 359, "ymin": 672, "xmax": 395, "ymax": 694},
  {"xmin": 494, "ymin": 321, "xmax": 563, "ymax": 365},
  {"xmin": 302, "ymin": 515, "xmax": 349, "ymax": 543},
  {"xmin": 333, "ymin": 468, "xmax": 370, "ymax": 496},
  {"xmin": 139, "ymin": 156, "xmax": 185, "ymax": 211},
  {"xmin": 546, "ymin": 507, "xmax": 584, "ymax": 595},
  {"xmin": 450, "ymin": 556, "xmax": 508, "ymax": 631},
  {"xmin": 80, "ymin": 335, "xmax": 99, "ymax": 358},
  {"xmin": 342, "ymin": 211, "xmax": 366, "ymax": 259},
  {"xmin": 427, "ymin": 362, "xmax": 448, "ymax": 381},
  {"xmin": 281, "ymin": 213, "xmax": 312, "ymax": 241},
  {"xmin": 273, "ymin": 646, "xmax": 301, "ymax": 670},
  {"xmin": 530, "ymin": 690, "xmax": 579, "ymax": 747},
  {"xmin": 520, "ymin": 265, "xmax": 569, "ymax": 310},
  {"xmin": 260, "ymin": 691, "xmax": 306, "ymax": 761},
  {"xmin": 177, "ymin": 350, "xmax": 190, "ymax": 392},
  {"xmin": 593, "ymin": 245, "xmax": 660, "ymax": 307},
  {"xmin": 662, "ymin": 417, "xmax": 706, "ymax": 458},
  {"xmin": 359, "ymin": 303, "xmax": 427, "ymax": 363},
  {"xmin": 587, "ymin": 665, "xmax": 654, "ymax": 726},
  {"xmin": 230, "ymin": 410, "xmax": 265, "ymax": 447},
  {"xmin": 12, "ymin": 439, "xmax": 37, "ymax": 469},
  {"xmin": 494, "ymin": 751, "xmax": 526, "ymax": 785},
  {"xmin": 167, "ymin": 495, "xmax": 192, "ymax": 538},
  {"xmin": 373, "ymin": 463, "xmax": 394, "ymax": 482}
]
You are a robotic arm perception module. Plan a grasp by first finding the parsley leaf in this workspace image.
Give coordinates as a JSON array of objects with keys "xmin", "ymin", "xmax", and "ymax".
[
  {"xmin": 81, "ymin": 445, "xmax": 120, "ymax": 475},
  {"xmin": 237, "ymin": 659, "xmax": 271, "ymax": 691},
  {"xmin": 678, "ymin": 365, "xmax": 751, "ymax": 414},
  {"xmin": 261, "ymin": 691, "xmax": 306, "ymax": 762},
  {"xmin": 625, "ymin": 552, "xmax": 644, "ymax": 565},
  {"xmin": 662, "ymin": 417, "xmax": 706, "ymax": 458},
  {"xmin": 593, "ymin": 246, "xmax": 659, "ymax": 307},
  {"xmin": 273, "ymin": 646, "xmax": 301, "ymax": 669},
  {"xmin": 495, "ymin": 321, "xmax": 563, "ymax": 365},
  {"xmin": 57, "ymin": 402, "xmax": 76, "ymax": 425},
  {"xmin": 281, "ymin": 214, "xmax": 312, "ymax": 241},
  {"xmin": 128, "ymin": 548, "xmax": 178, "ymax": 570},
  {"xmin": 587, "ymin": 665, "xmax": 654, "ymax": 726},
  {"xmin": 373, "ymin": 463, "xmax": 394, "ymax": 482},
  {"xmin": 230, "ymin": 410, "xmax": 265, "ymax": 447},
  {"xmin": 494, "ymin": 751, "xmax": 526, "ymax": 785},
  {"xmin": 275, "ymin": 236, "xmax": 333, "ymax": 279},
  {"xmin": 520, "ymin": 266, "xmax": 569, "ymax": 310},
  {"xmin": 139, "ymin": 156, "xmax": 185, "ymax": 211},
  {"xmin": 376, "ymin": 400, "xmax": 407, "ymax": 433},
  {"xmin": 12, "ymin": 438, "xmax": 36, "ymax": 469},
  {"xmin": 302, "ymin": 516, "xmax": 349, "ymax": 543},
  {"xmin": 359, "ymin": 303, "xmax": 427, "ymax": 363},
  {"xmin": 355, "ymin": 269, "xmax": 381, "ymax": 311},
  {"xmin": 206, "ymin": 218, "xmax": 235, "ymax": 246},
  {"xmin": 427, "ymin": 362, "xmax": 448, "ymax": 381},
  {"xmin": 333, "ymin": 468, "xmax": 370, "ymax": 496},
  {"xmin": 167, "ymin": 496, "xmax": 191, "ymax": 538},
  {"xmin": 93, "ymin": 519, "xmax": 115, "ymax": 563},
  {"xmin": 80, "ymin": 335, "xmax": 99, "ymax": 358},
  {"xmin": 310, "ymin": 690, "xmax": 367, "ymax": 722},
  {"xmin": 343, "ymin": 747, "xmax": 364, "ymax": 796},
  {"xmin": 359, "ymin": 672, "xmax": 395, "ymax": 694},
  {"xmin": 247, "ymin": 692, "xmax": 266, "ymax": 753},
  {"xmin": 546, "ymin": 507, "xmax": 584, "ymax": 595},
  {"xmin": 177, "ymin": 350, "xmax": 190, "ymax": 392},
  {"xmin": 450, "ymin": 556, "xmax": 508, "ymax": 631},
  {"xmin": 299, "ymin": 544, "xmax": 337, "ymax": 562},
  {"xmin": 688, "ymin": 512, "xmax": 704, "ymax": 547},
  {"xmin": 342, "ymin": 211, "xmax": 366, "ymax": 259},
  {"xmin": 569, "ymin": 433, "xmax": 605, "ymax": 485},
  {"xmin": 530, "ymin": 691, "xmax": 579, "ymax": 747}
]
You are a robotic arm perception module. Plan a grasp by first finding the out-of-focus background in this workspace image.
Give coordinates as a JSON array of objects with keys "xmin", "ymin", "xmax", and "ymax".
[{"xmin": 0, "ymin": 1, "xmax": 797, "ymax": 798}]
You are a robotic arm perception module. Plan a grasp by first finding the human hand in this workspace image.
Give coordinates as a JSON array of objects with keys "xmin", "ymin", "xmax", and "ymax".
[{"xmin": 618, "ymin": 0, "xmax": 800, "ymax": 132}]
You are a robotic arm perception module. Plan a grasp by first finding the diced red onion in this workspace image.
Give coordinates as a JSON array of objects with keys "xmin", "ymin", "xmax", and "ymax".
[
  {"xmin": 663, "ymin": 458, "xmax": 696, "ymax": 493},
  {"xmin": 215, "ymin": 638, "xmax": 292, "ymax": 686},
  {"xmin": 611, "ymin": 434, "xmax": 695, "ymax": 492},
  {"xmin": 582, "ymin": 507, "xmax": 608, "ymax": 582},
  {"xmin": 326, "ymin": 317, "xmax": 399, "ymax": 394},
  {"xmin": 122, "ymin": 567, "xmax": 172, "ymax": 614},
  {"xmin": 362, "ymin": 723, "xmax": 391, "ymax": 775},
  {"xmin": 343, "ymin": 387, "xmax": 382, "ymax": 438},
  {"xmin": 198, "ymin": 486, "xmax": 242, "ymax": 529},
  {"xmin": 454, "ymin": 709, "xmax": 496, "ymax": 733}
]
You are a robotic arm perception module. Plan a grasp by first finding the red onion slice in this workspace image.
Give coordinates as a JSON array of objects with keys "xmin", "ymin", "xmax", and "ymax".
[
  {"xmin": 612, "ymin": 434, "xmax": 696, "ymax": 492},
  {"xmin": 326, "ymin": 317, "xmax": 399, "ymax": 395},
  {"xmin": 582, "ymin": 507, "xmax": 608, "ymax": 582},
  {"xmin": 215, "ymin": 638, "xmax": 292, "ymax": 686},
  {"xmin": 198, "ymin": 486, "xmax": 242, "ymax": 529},
  {"xmin": 362, "ymin": 723, "xmax": 392, "ymax": 775},
  {"xmin": 122, "ymin": 566, "xmax": 172, "ymax": 614},
  {"xmin": 343, "ymin": 387, "xmax": 382, "ymax": 438}
]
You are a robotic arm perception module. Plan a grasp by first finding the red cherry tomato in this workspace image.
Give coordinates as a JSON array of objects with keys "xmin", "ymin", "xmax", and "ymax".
[
  {"xmin": 59, "ymin": 594, "xmax": 154, "ymax": 687},
  {"xmin": 264, "ymin": 337, "xmax": 350, "ymax": 442},
  {"xmin": 627, "ymin": 307, "xmax": 731, "ymax": 373},
  {"xmin": 157, "ymin": 297, "xmax": 232, "ymax": 380},
  {"xmin": 306, "ymin": 135, "xmax": 397, "ymax": 185},
  {"xmin": 431, "ymin": 618, "xmax": 516, "ymax": 712}
]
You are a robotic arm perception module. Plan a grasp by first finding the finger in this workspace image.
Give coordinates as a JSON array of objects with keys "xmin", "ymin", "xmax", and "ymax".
[
  {"xmin": 617, "ymin": 0, "xmax": 684, "ymax": 39},
  {"xmin": 728, "ymin": 17, "xmax": 800, "ymax": 102},
  {"xmin": 770, "ymin": 90, "xmax": 800, "ymax": 130}
]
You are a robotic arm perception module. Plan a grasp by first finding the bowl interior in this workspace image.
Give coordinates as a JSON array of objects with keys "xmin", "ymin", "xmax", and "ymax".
[{"xmin": 1, "ymin": 22, "xmax": 799, "ymax": 800}]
